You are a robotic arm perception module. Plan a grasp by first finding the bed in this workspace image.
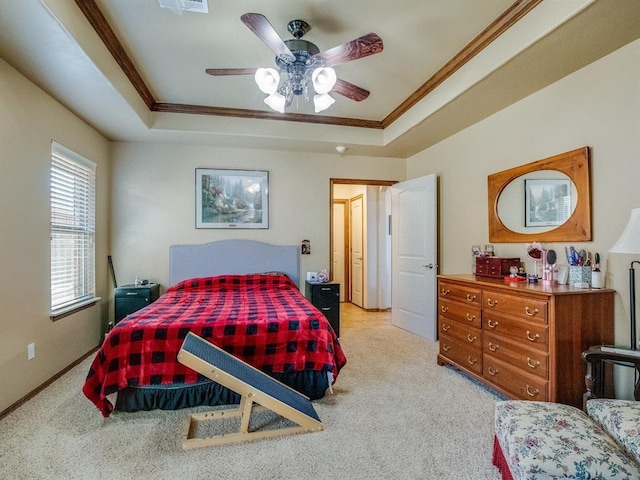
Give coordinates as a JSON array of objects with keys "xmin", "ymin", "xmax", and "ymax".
[{"xmin": 83, "ymin": 240, "xmax": 346, "ymax": 417}]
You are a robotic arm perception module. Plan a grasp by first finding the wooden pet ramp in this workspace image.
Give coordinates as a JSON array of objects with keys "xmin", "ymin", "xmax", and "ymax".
[{"xmin": 177, "ymin": 332, "xmax": 323, "ymax": 449}]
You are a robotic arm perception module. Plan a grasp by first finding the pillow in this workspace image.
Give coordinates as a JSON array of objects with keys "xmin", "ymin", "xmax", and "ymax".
[
  {"xmin": 587, "ymin": 399, "xmax": 640, "ymax": 466},
  {"xmin": 257, "ymin": 271, "xmax": 288, "ymax": 277},
  {"xmin": 495, "ymin": 400, "xmax": 640, "ymax": 480}
]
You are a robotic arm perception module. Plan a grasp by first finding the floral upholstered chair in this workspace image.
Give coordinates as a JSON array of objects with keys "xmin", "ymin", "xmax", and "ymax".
[{"xmin": 492, "ymin": 346, "xmax": 640, "ymax": 480}]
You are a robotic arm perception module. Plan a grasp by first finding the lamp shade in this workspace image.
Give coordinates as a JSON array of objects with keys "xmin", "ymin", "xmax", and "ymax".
[
  {"xmin": 264, "ymin": 92, "xmax": 286, "ymax": 113},
  {"xmin": 311, "ymin": 67, "xmax": 337, "ymax": 94},
  {"xmin": 610, "ymin": 208, "xmax": 640, "ymax": 254},
  {"xmin": 313, "ymin": 93, "xmax": 335, "ymax": 113},
  {"xmin": 255, "ymin": 68, "xmax": 280, "ymax": 95}
]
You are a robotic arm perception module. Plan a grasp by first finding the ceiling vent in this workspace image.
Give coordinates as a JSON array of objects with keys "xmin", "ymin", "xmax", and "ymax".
[{"xmin": 158, "ymin": 0, "xmax": 209, "ymax": 15}]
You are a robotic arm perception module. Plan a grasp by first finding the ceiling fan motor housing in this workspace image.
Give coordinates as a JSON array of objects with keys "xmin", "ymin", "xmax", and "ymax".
[{"xmin": 276, "ymin": 39, "xmax": 323, "ymax": 96}]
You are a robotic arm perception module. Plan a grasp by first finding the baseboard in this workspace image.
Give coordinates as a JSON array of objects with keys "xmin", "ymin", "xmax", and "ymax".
[{"xmin": 0, "ymin": 345, "xmax": 99, "ymax": 421}]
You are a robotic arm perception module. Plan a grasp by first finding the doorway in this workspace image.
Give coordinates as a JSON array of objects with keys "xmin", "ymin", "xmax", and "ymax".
[{"xmin": 330, "ymin": 179, "xmax": 397, "ymax": 310}]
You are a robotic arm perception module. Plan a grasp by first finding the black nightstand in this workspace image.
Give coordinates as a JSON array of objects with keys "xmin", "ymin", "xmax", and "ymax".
[
  {"xmin": 114, "ymin": 283, "xmax": 160, "ymax": 324},
  {"xmin": 305, "ymin": 281, "xmax": 340, "ymax": 337}
]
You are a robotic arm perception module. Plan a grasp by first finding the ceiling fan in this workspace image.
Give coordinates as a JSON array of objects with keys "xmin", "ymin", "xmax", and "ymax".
[{"xmin": 205, "ymin": 13, "xmax": 384, "ymax": 113}]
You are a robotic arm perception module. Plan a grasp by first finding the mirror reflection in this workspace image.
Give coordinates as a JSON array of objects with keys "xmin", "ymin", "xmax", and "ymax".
[{"xmin": 497, "ymin": 170, "xmax": 578, "ymax": 234}]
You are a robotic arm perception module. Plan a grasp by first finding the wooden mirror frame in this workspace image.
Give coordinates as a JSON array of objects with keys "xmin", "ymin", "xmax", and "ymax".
[{"xmin": 488, "ymin": 147, "xmax": 591, "ymax": 243}]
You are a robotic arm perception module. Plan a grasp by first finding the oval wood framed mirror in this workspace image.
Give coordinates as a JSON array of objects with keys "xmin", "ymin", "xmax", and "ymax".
[{"xmin": 488, "ymin": 147, "xmax": 591, "ymax": 243}]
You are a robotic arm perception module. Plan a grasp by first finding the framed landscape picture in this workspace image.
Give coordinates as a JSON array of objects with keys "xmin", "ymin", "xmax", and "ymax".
[
  {"xmin": 524, "ymin": 178, "xmax": 571, "ymax": 227},
  {"xmin": 195, "ymin": 168, "xmax": 268, "ymax": 229}
]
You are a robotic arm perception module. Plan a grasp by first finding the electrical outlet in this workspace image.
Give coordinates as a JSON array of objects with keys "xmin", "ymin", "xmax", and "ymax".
[{"xmin": 27, "ymin": 343, "xmax": 35, "ymax": 360}]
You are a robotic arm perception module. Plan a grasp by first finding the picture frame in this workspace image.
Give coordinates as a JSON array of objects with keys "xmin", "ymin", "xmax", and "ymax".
[
  {"xmin": 524, "ymin": 179, "xmax": 571, "ymax": 227},
  {"xmin": 195, "ymin": 168, "xmax": 268, "ymax": 229}
]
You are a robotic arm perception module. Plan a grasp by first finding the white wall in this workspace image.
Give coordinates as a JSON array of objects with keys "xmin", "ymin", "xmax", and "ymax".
[
  {"xmin": 0, "ymin": 58, "xmax": 111, "ymax": 413},
  {"xmin": 110, "ymin": 143, "xmax": 405, "ymax": 299},
  {"xmin": 407, "ymin": 39, "xmax": 640, "ymax": 351}
]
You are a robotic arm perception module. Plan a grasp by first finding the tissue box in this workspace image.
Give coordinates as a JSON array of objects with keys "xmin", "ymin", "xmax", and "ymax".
[{"xmin": 569, "ymin": 266, "xmax": 592, "ymax": 286}]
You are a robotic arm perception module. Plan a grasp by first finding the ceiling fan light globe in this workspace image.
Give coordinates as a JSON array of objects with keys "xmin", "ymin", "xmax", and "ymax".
[
  {"xmin": 313, "ymin": 93, "xmax": 335, "ymax": 113},
  {"xmin": 312, "ymin": 67, "xmax": 337, "ymax": 94},
  {"xmin": 264, "ymin": 92, "xmax": 286, "ymax": 113},
  {"xmin": 255, "ymin": 68, "xmax": 280, "ymax": 94}
]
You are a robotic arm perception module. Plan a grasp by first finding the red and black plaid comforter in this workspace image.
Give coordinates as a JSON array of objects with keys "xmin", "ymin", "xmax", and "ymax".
[{"xmin": 83, "ymin": 274, "xmax": 346, "ymax": 417}]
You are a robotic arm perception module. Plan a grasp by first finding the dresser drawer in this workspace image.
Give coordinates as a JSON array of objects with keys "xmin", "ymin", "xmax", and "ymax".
[
  {"xmin": 482, "ymin": 291, "xmax": 548, "ymax": 323},
  {"xmin": 438, "ymin": 299, "xmax": 481, "ymax": 328},
  {"xmin": 484, "ymin": 355, "xmax": 548, "ymax": 401},
  {"xmin": 440, "ymin": 336, "xmax": 483, "ymax": 376},
  {"xmin": 484, "ymin": 331, "xmax": 549, "ymax": 380},
  {"xmin": 309, "ymin": 284, "xmax": 339, "ymax": 307},
  {"xmin": 483, "ymin": 312, "xmax": 548, "ymax": 350},
  {"xmin": 439, "ymin": 317, "xmax": 482, "ymax": 349},
  {"xmin": 438, "ymin": 281, "xmax": 481, "ymax": 306}
]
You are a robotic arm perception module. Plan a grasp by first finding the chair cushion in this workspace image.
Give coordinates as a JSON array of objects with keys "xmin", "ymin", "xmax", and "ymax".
[
  {"xmin": 495, "ymin": 400, "xmax": 640, "ymax": 480},
  {"xmin": 587, "ymin": 399, "xmax": 640, "ymax": 466}
]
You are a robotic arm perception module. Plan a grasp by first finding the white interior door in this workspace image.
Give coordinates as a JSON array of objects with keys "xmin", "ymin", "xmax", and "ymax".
[
  {"xmin": 391, "ymin": 174, "xmax": 438, "ymax": 340},
  {"xmin": 350, "ymin": 195, "xmax": 364, "ymax": 307},
  {"xmin": 332, "ymin": 200, "xmax": 347, "ymax": 302}
]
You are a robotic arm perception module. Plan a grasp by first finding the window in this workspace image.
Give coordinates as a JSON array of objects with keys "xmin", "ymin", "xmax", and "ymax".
[{"xmin": 50, "ymin": 142, "xmax": 97, "ymax": 318}]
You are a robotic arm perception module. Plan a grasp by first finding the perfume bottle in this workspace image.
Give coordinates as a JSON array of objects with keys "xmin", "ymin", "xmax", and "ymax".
[{"xmin": 471, "ymin": 245, "xmax": 481, "ymax": 274}]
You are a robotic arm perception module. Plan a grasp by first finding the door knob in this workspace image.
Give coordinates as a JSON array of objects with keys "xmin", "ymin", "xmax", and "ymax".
[{"xmin": 422, "ymin": 263, "xmax": 436, "ymax": 269}]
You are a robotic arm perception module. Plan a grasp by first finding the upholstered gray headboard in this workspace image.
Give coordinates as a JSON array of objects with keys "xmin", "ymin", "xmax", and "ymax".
[{"xmin": 169, "ymin": 239, "xmax": 300, "ymax": 287}]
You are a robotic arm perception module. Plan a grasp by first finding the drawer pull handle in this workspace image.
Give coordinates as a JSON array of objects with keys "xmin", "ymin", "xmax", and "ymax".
[
  {"xmin": 526, "ymin": 357, "xmax": 541, "ymax": 369},
  {"xmin": 487, "ymin": 366, "xmax": 499, "ymax": 376},
  {"xmin": 321, "ymin": 307, "xmax": 331, "ymax": 311},
  {"xmin": 488, "ymin": 342, "xmax": 499, "ymax": 352},
  {"xmin": 126, "ymin": 292, "xmax": 138, "ymax": 296},
  {"xmin": 441, "ymin": 306, "xmax": 449, "ymax": 313},
  {"xmin": 442, "ymin": 344, "xmax": 451, "ymax": 352},
  {"xmin": 526, "ymin": 385, "xmax": 540, "ymax": 397},
  {"xmin": 465, "ymin": 313, "xmax": 476, "ymax": 322},
  {"xmin": 525, "ymin": 306, "xmax": 539, "ymax": 317},
  {"xmin": 487, "ymin": 319, "xmax": 498, "ymax": 329},
  {"xmin": 442, "ymin": 324, "xmax": 450, "ymax": 332},
  {"xmin": 467, "ymin": 356, "xmax": 478, "ymax": 365},
  {"xmin": 466, "ymin": 294, "xmax": 476, "ymax": 302},
  {"xmin": 441, "ymin": 288, "xmax": 450, "ymax": 296},
  {"xmin": 487, "ymin": 298, "xmax": 498, "ymax": 307},
  {"xmin": 467, "ymin": 334, "xmax": 477, "ymax": 343},
  {"xmin": 526, "ymin": 331, "xmax": 540, "ymax": 342}
]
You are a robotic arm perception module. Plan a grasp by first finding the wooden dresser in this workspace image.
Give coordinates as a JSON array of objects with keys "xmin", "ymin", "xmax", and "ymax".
[{"xmin": 437, "ymin": 274, "xmax": 614, "ymax": 408}]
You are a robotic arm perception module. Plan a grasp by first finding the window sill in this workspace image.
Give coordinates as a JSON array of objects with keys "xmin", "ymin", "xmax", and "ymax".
[{"xmin": 50, "ymin": 297, "xmax": 101, "ymax": 322}]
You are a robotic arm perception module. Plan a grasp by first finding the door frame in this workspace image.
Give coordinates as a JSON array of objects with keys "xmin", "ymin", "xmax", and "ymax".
[{"xmin": 329, "ymin": 178, "xmax": 398, "ymax": 306}]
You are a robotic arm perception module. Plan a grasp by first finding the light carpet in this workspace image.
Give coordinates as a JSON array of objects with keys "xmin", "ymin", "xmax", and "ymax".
[{"xmin": 0, "ymin": 306, "xmax": 503, "ymax": 479}]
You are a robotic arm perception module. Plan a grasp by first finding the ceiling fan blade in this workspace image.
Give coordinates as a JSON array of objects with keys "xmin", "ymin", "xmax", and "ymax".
[
  {"xmin": 332, "ymin": 79, "xmax": 370, "ymax": 102},
  {"xmin": 206, "ymin": 68, "xmax": 257, "ymax": 76},
  {"xmin": 316, "ymin": 33, "xmax": 383, "ymax": 67},
  {"xmin": 241, "ymin": 13, "xmax": 295, "ymax": 62}
]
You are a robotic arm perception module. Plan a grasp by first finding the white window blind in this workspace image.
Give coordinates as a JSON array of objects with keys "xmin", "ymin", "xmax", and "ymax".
[{"xmin": 50, "ymin": 142, "xmax": 97, "ymax": 314}]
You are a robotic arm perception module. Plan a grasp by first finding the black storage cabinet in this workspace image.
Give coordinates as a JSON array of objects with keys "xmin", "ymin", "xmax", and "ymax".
[
  {"xmin": 114, "ymin": 283, "xmax": 160, "ymax": 324},
  {"xmin": 305, "ymin": 281, "xmax": 340, "ymax": 337}
]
